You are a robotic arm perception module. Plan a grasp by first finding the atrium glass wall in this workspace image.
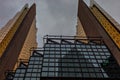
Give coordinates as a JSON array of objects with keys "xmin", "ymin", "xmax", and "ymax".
[{"xmin": 6, "ymin": 36, "xmax": 120, "ymax": 80}]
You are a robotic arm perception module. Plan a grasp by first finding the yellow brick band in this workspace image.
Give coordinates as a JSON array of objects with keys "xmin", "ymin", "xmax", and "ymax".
[
  {"xmin": 91, "ymin": 6, "xmax": 120, "ymax": 49},
  {"xmin": 0, "ymin": 5, "xmax": 29, "ymax": 57}
]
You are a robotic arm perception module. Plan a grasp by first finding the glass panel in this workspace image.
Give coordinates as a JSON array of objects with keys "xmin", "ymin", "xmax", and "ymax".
[
  {"xmin": 43, "ymin": 63, "xmax": 49, "ymax": 66},
  {"xmin": 42, "ymin": 72, "xmax": 47, "ymax": 77},
  {"xmin": 26, "ymin": 73, "xmax": 31, "ymax": 77},
  {"xmin": 29, "ymin": 61, "xmax": 34, "ymax": 64},
  {"xmin": 49, "ymin": 67, "xmax": 54, "ymax": 71},
  {"xmin": 34, "ymin": 61, "xmax": 39, "ymax": 64},
  {"xmin": 30, "ymin": 78, "xmax": 37, "ymax": 80},
  {"xmin": 35, "ymin": 57, "xmax": 40, "ymax": 60},
  {"xmin": 43, "ymin": 59, "xmax": 48, "ymax": 63},
  {"xmin": 48, "ymin": 72, "xmax": 54, "ymax": 77},
  {"xmin": 44, "ymin": 54, "xmax": 48, "ymax": 57},
  {"xmin": 68, "ymin": 73, "xmax": 76, "ymax": 77},
  {"xmin": 30, "ymin": 57, "xmax": 34, "ymax": 60},
  {"xmin": 28, "ymin": 65, "xmax": 33, "ymax": 68},
  {"xmin": 32, "ymin": 69, "xmax": 38, "ymax": 72},
  {"xmin": 42, "ymin": 67, "xmax": 48, "ymax": 71},
  {"xmin": 83, "ymin": 73, "xmax": 89, "ymax": 77},
  {"xmin": 50, "ymin": 59, "xmax": 54, "ymax": 62},
  {"xmin": 49, "ymin": 63, "xmax": 54, "ymax": 66},
  {"xmin": 31, "ymin": 73, "xmax": 37, "ymax": 77}
]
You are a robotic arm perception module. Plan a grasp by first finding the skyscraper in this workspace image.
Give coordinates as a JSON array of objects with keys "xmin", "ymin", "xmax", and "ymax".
[
  {"xmin": 5, "ymin": 0, "xmax": 120, "ymax": 80},
  {"xmin": 78, "ymin": 0, "xmax": 120, "ymax": 63},
  {"xmin": 0, "ymin": 3, "xmax": 37, "ymax": 79},
  {"xmin": 90, "ymin": 0, "xmax": 120, "ymax": 62}
]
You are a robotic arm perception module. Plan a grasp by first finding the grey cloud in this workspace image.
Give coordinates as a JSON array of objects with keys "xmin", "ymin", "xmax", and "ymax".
[
  {"xmin": 44, "ymin": 0, "xmax": 78, "ymax": 18},
  {"xmin": 96, "ymin": 0, "xmax": 120, "ymax": 24},
  {"xmin": 36, "ymin": 0, "xmax": 78, "ymax": 46},
  {"xmin": 0, "ymin": 0, "xmax": 120, "ymax": 47},
  {"xmin": 0, "ymin": 0, "xmax": 34, "ymax": 27},
  {"xmin": 47, "ymin": 0, "xmax": 78, "ymax": 33}
]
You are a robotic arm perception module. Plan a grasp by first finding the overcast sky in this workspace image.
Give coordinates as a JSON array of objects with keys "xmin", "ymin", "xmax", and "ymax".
[{"xmin": 0, "ymin": 0, "xmax": 120, "ymax": 47}]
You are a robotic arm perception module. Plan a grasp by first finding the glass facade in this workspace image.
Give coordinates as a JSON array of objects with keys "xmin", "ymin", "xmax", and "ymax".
[{"xmin": 6, "ymin": 36, "xmax": 120, "ymax": 80}]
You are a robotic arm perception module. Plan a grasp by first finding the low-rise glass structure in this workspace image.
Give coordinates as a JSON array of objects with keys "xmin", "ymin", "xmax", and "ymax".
[{"xmin": 6, "ymin": 35, "xmax": 120, "ymax": 80}]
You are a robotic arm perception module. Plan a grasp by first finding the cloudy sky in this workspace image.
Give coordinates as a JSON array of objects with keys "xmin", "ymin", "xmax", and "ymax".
[{"xmin": 0, "ymin": 0, "xmax": 120, "ymax": 47}]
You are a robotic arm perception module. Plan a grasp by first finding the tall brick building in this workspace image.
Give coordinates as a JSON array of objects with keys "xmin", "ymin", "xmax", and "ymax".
[{"xmin": 0, "ymin": 3, "xmax": 37, "ymax": 79}]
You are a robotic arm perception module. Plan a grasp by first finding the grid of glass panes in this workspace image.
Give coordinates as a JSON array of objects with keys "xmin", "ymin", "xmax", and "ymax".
[
  {"xmin": 24, "ymin": 52, "xmax": 43, "ymax": 80},
  {"xmin": 13, "ymin": 68, "xmax": 26, "ymax": 80},
  {"xmin": 12, "ymin": 38, "xmax": 120, "ymax": 79},
  {"xmin": 41, "ymin": 40, "xmax": 112, "ymax": 78}
]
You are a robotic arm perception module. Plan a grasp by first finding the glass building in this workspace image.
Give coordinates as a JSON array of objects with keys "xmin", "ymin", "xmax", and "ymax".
[{"xmin": 6, "ymin": 35, "xmax": 120, "ymax": 80}]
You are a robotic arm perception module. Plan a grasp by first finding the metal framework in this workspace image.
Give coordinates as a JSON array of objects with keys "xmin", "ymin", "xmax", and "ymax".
[{"xmin": 6, "ymin": 35, "xmax": 120, "ymax": 80}]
